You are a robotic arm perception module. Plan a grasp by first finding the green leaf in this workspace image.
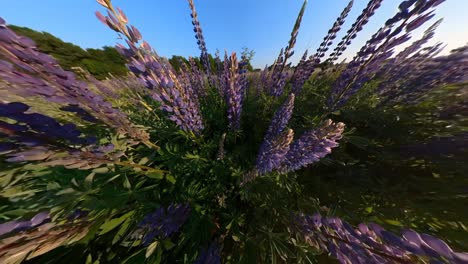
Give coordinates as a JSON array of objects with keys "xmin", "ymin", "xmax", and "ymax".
[
  {"xmin": 139, "ymin": 157, "xmax": 149, "ymax": 165},
  {"xmin": 384, "ymin": 219, "xmax": 403, "ymax": 227},
  {"xmin": 162, "ymin": 240, "xmax": 175, "ymax": 250},
  {"xmin": 165, "ymin": 174, "xmax": 176, "ymax": 184},
  {"xmin": 232, "ymin": 235, "xmax": 241, "ymax": 242},
  {"xmin": 93, "ymin": 167, "xmax": 110, "ymax": 174},
  {"xmin": 99, "ymin": 211, "xmax": 135, "ymax": 235},
  {"xmin": 56, "ymin": 188, "xmax": 76, "ymax": 195},
  {"xmin": 365, "ymin": 207, "xmax": 373, "ymax": 214},
  {"xmin": 84, "ymin": 172, "xmax": 95, "ymax": 189},
  {"xmin": 112, "ymin": 217, "xmax": 133, "ymax": 245},
  {"xmin": 123, "ymin": 175, "xmax": 131, "ymax": 189},
  {"xmin": 86, "ymin": 254, "xmax": 93, "ymax": 264},
  {"xmin": 145, "ymin": 241, "xmax": 159, "ymax": 258},
  {"xmin": 147, "ymin": 171, "xmax": 164, "ymax": 180}
]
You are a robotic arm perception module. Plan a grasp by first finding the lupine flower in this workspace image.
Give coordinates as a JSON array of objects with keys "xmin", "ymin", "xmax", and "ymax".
[
  {"xmin": 0, "ymin": 211, "xmax": 50, "ymax": 237},
  {"xmin": 214, "ymin": 50, "xmax": 226, "ymax": 96},
  {"xmin": 318, "ymin": 0, "xmax": 355, "ymax": 61},
  {"xmin": 373, "ymin": 19, "xmax": 444, "ymax": 102},
  {"xmin": 328, "ymin": 0, "xmax": 383, "ymax": 63},
  {"xmin": 266, "ymin": 93, "xmax": 296, "ymax": 139},
  {"xmin": 280, "ymin": 120, "xmax": 344, "ymax": 173},
  {"xmin": 328, "ymin": 0, "xmax": 446, "ymax": 111},
  {"xmin": 0, "ymin": 216, "xmax": 91, "ymax": 263},
  {"xmin": 133, "ymin": 203, "xmax": 191, "ymax": 245},
  {"xmin": 95, "ymin": 4, "xmax": 204, "ymax": 134},
  {"xmin": 188, "ymin": 0, "xmax": 211, "ymax": 77},
  {"xmin": 294, "ymin": 212, "xmax": 468, "ymax": 264},
  {"xmin": 255, "ymin": 94, "xmax": 295, "ymax": 175},
  {"xmin": 290, "ymin": 50, "xmax": 310, "ymax": 95},
  {"xmin": 291, "ymin": 0, "xmax": 353, "ymax": 95},
  {"xmin": 0, "ymin": 102, "xmax": 121, "ymax": 169},
  {"xmin": 0, "ymin": 19, "xmax": 148, "ymax": 142},
  {"xmin": 0, "ymin": 102, "xmax": 96, "ymax": 146},
  {"xmin": 223, "ymin": 52, "xmax": 244, "ymax": 130},
  {"xmin": 256, "ymin": 128, "xmax": 294, "ymax": 175},
  {"xmin": 263, "ymin": 1, "xmax": 306, "ymax": 97},
  {"xmin": 195, "ymin": 242, "xmax": 221, "ymax": 264},
  {"xmin": 378, "ymin": 45, "xmax": 468, "ymax": 106},
  {"xmin": 188, "ymin": 57, "xmax": 207, "ymax": 98}
]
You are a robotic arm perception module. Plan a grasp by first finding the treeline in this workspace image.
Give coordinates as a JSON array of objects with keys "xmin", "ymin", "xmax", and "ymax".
[
  {"xmin": 9, "ymin": 25, "xmax": 256, "ymax": 79},
  {"xmin": 10, "ymin": 25, "xmax": 128, "ymax": 79}
]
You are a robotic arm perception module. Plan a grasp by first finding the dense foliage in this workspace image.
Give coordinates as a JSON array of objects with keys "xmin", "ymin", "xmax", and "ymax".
[{"xmin": 0, "ymin": 0, "xmax": 467, "ymax": 263}]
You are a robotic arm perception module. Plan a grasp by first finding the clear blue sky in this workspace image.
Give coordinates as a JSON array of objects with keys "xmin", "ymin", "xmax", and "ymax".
[{"xmin": 2, "ymin": 0, "xmax": 467, "ymax": 68}]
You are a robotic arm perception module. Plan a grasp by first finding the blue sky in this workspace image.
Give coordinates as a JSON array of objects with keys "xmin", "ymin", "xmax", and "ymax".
[{"xmin": 2, "ymin": 0, "xmax": 467, "ymax": 68}]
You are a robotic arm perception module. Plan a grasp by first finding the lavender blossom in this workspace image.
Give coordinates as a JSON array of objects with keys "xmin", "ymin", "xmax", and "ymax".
[
  {"xmin": 195, "ymin": 242, "xmax": 221, "ymax": 264},
  {"xmin": 133, "ymin": 203, "xmax": 191, "ymax": 245},
  {"xmin": 280, "ymin": 120, "xmax": 344, "ymax": 173},
  {"xmin": 294, "ymin": 213, "xmax": 468, "ymax": 264}
]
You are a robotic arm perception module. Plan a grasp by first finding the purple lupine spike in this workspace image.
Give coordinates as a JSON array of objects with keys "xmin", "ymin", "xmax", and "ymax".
[
  {"xmin": 223, "ymin": 52, "xmax": 244, "ymax": 130},
  {"xmin": 396, "ymin": 18, "xmax": 442, "ymax": 60},
  {"xmin": 294, "ymin": 212, "xmax": 468, "ymax": 264},
  {"xmin": 133, "ymin": 203, "xmax": 191, "ymax": 245},
  {"xmin": 280, "ymin": 120, "xmax": 344, "ymax": 173},
  {"xmin": 195, "ymin": 242, "xmax": 221, "ymax": 264},
  {"xmin": 0, "ymin": 102, "xmax": 95, "ymax": 145},
  {"xmin": 0, "ymin": 21, "xmax": 148, "ymax": 142},
  {"xmin": 213, "ymin": 50, "xmax": 225, "ymax": 95},
  {"xmin": 266, "ymin": 93, "xmax": 295, "ymax": 140},
  {"xmin": 373, "ymin": 19, "xmax": 443, "ymax": 103},
  {"xmin": 290, "ymin": 50, "xmax": 309, "ymax": 94},
  {"xmin": 95, "ymin": 4, "xmax": 204, "ymax": 134},
  {"xmin": 256, "ymin": 128, "xmax": 294, "ymax": 175},
  {"xmin": 318, "ymin": 0, "xmax": 355, "ymax": 60},
  {"xmin": 252, "ymin": 94, "xmax": 295, "ymax": 178},
  {"xmin": 328, "ymin": 0, "xmax": 382, "ymax": 63},
  {"xmin": 291, "ymin": 0, "xmax": 353, "ymax": 95},
  {"xmin": 238, "ymin": 54, "xmax": 249, "ymax": 100},
  {"xmin": 188, "ymin": 0, "xmax": 211, "ymax": 76},
  {"xmin": 266, "ymin": 1, "xmax": 306, "ymax": 97},
  {"xmin": 327, "ymin": 0, "xmax": 446, "ymax": 111},
  {"xmin": 189, "ymin": 57, "xmax": 206, "ymax": 98},
  {"xmin": 0, "ymin": 101, "xmax": 121, "ymax": 169},
  {"xmin": 0, "ymin": 211, "xmax": 50, "ymax": 237},
  {"xmin": 378, "ymin": 44, "xmax": 467, "ymax": 106}
]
